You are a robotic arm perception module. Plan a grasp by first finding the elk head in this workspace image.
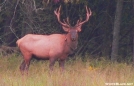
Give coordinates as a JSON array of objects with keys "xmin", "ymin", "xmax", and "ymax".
[{"xmin": 54, "ymin": 6, "xmax": 92, "ymax": 41}]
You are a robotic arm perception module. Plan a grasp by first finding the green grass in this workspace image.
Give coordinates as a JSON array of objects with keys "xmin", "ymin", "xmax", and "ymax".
[{"xmin": 0, "ymin": 54, "xmax": 134, "ymax": 86}]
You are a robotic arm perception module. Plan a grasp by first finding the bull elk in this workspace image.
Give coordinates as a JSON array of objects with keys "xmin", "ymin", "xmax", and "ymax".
[{"xmin": 16, "ymin": 6, "xmax": 92, "ymax": 74}]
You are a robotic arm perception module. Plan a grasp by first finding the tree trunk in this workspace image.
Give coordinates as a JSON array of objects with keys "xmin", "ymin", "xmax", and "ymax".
[
  {"xmin": 132, "ymin": 0, "xmax": 134, "ymax": 64},
  {"xmin": 111, "ymin": 0, "xmax": 123, "ymax": 62}
]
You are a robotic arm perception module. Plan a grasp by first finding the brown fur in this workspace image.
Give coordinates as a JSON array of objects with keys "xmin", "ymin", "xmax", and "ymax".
[
  {"xmin": 17, "ymin": 6, "xmax": 91, "ymax": 74},
  {"xmin": 17, "ymin": 32, "xmax": 78, "ymax": 74}
]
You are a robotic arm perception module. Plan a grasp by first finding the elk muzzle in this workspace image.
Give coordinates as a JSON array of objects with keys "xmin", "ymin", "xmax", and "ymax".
[{"xmin": 70, "ymin": 30, "xmax": 78, "ymax": 41}]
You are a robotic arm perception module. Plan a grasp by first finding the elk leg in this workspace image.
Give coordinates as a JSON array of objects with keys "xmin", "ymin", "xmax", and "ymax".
[
  {"xmin": 24, "ymin": 59, "xmax": 31, "ymax": 75},
  {"xmin": 59, "ymin": 59, "xmax": 65, "ymax": 72},
  {"xmin": 21, "ymin": 53, "xmax": 32, "ymax": 75},
  {"xmin": 49, "ymin": 58, "xmax": 56, "ymax": 71},
  {"xmin": 20, "ymin": 60, "xmax": 26, "ymax": 75}
]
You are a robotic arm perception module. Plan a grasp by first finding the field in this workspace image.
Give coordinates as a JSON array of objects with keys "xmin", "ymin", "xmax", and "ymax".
[{"xmin": 0, "ymin": 54, "xmax": 134, "ymax": 86}]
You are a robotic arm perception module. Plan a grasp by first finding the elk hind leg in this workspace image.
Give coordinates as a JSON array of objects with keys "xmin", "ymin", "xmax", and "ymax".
[
  {"xmin": 20, "ymin": 53, "xmax": 31, "ymax": 75},
  {"xmin": 20, "ymin": 60, "xmax": 26, "ymax": 75},
  {"xmin": 24, "ymin": 58, "xmax": 31, "ymax": 75}
]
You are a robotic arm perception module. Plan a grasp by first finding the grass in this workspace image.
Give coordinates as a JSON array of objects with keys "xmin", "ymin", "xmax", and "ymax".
[{"xmin": 0, "ymin": 54, "xmax": 134, "ymax": 86}]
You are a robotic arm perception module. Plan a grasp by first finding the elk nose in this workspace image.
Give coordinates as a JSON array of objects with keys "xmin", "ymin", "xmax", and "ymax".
[
  {"xmin": 71, "ymin": 38, "xmax": 76, "ymax": 41},
  {"xmin": 70, "ymin": 30, "xmax": 77, "ymax": 41}
]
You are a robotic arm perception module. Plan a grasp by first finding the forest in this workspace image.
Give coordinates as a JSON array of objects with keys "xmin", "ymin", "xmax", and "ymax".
[
  {"xmin": 0, "ymin": 0, "xmax": 134, "ymax": 62},
  {"xmin": 0, "ymin": 0, "xmax": 134, "ymax": 86}
]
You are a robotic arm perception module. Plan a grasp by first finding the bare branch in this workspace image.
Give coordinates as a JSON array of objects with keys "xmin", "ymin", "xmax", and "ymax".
[
  {"xmin": 0, "ymin": 0, "xmax": 7, "ymax": 12},
  {"xmin": 9, "ymin": 0, "xmax": 20, "ymax": 39}
]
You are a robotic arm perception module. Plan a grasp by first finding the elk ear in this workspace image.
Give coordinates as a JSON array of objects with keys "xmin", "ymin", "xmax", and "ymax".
[
  {"xmin": 62, "ymin": 26, "xmax": 70, "ymax": 32},
  {"xmin": 76, "ymin": 25, "xmax": 82, "ymax": 32}
]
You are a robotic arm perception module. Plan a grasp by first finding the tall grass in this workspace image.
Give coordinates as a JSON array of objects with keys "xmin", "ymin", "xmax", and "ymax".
[{"xmin": 0, "ymin": 54, "xmax": 134, "ymax": 86}]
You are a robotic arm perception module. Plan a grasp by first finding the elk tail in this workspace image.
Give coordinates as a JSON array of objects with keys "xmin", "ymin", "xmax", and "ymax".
[{"xmin": 16, "ymin": 39, "xmax": 21, "ymax": 48}]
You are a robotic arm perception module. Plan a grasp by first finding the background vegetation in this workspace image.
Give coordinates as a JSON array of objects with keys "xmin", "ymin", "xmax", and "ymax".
[
  {"xmin": 0, "ymin": 0, "xmax": 134, "ymax": 62},
  {"xmin": 0, "ymin": 0, "xmax": 134, "ymax": 85}
]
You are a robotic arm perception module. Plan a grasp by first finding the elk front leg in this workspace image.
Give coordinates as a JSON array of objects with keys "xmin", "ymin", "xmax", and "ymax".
[
  {"xmin": 49, "ymin": 58, "xmax": 56, "ymax": 71},
  {"xmin": 59, "ymin": 59, "xmax": 65, "ymax": 72}
]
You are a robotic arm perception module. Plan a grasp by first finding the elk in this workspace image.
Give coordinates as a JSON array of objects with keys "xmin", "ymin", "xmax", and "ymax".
[{"xmin": 16, "ymin": 6, "xmax": 92, "ymax": 74}]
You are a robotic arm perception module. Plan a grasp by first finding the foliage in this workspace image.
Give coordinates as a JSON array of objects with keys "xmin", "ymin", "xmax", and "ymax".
[{"xmin": 0, "ymin": 0, "xmax": 134, "ymax": 62}]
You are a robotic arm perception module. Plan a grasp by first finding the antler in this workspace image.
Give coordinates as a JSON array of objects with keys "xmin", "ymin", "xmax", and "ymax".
[
  {"xmin": 75, "ymin": 6, "xmax": 92, "ymax": 27},
  {"xmin": 63, "ymin": 17, "xmax": 71, "ymax": 26},
  {"xmin": 54, "ymin": 6, "xmax": 70, "ymax": 27}
]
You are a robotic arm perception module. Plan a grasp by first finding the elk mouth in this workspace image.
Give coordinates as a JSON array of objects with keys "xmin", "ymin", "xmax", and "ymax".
[{"xmin": 71, "ymin": 38, "xmax": 76, "ymax": 41}]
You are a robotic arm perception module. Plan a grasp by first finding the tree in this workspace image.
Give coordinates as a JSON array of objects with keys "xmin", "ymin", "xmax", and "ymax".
[
  {"xmin": 133, "ymin": 0, "xmax": 134, "ymax": 63},
  {"xmin": 111, "ymin": 0, "xmax": 123, "ymax": 62}
]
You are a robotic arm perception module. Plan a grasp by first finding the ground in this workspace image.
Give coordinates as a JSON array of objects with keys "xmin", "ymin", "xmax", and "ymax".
[{"xmin": 0, "ymin": 54, "xmax": 134, "ymax": 86}]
